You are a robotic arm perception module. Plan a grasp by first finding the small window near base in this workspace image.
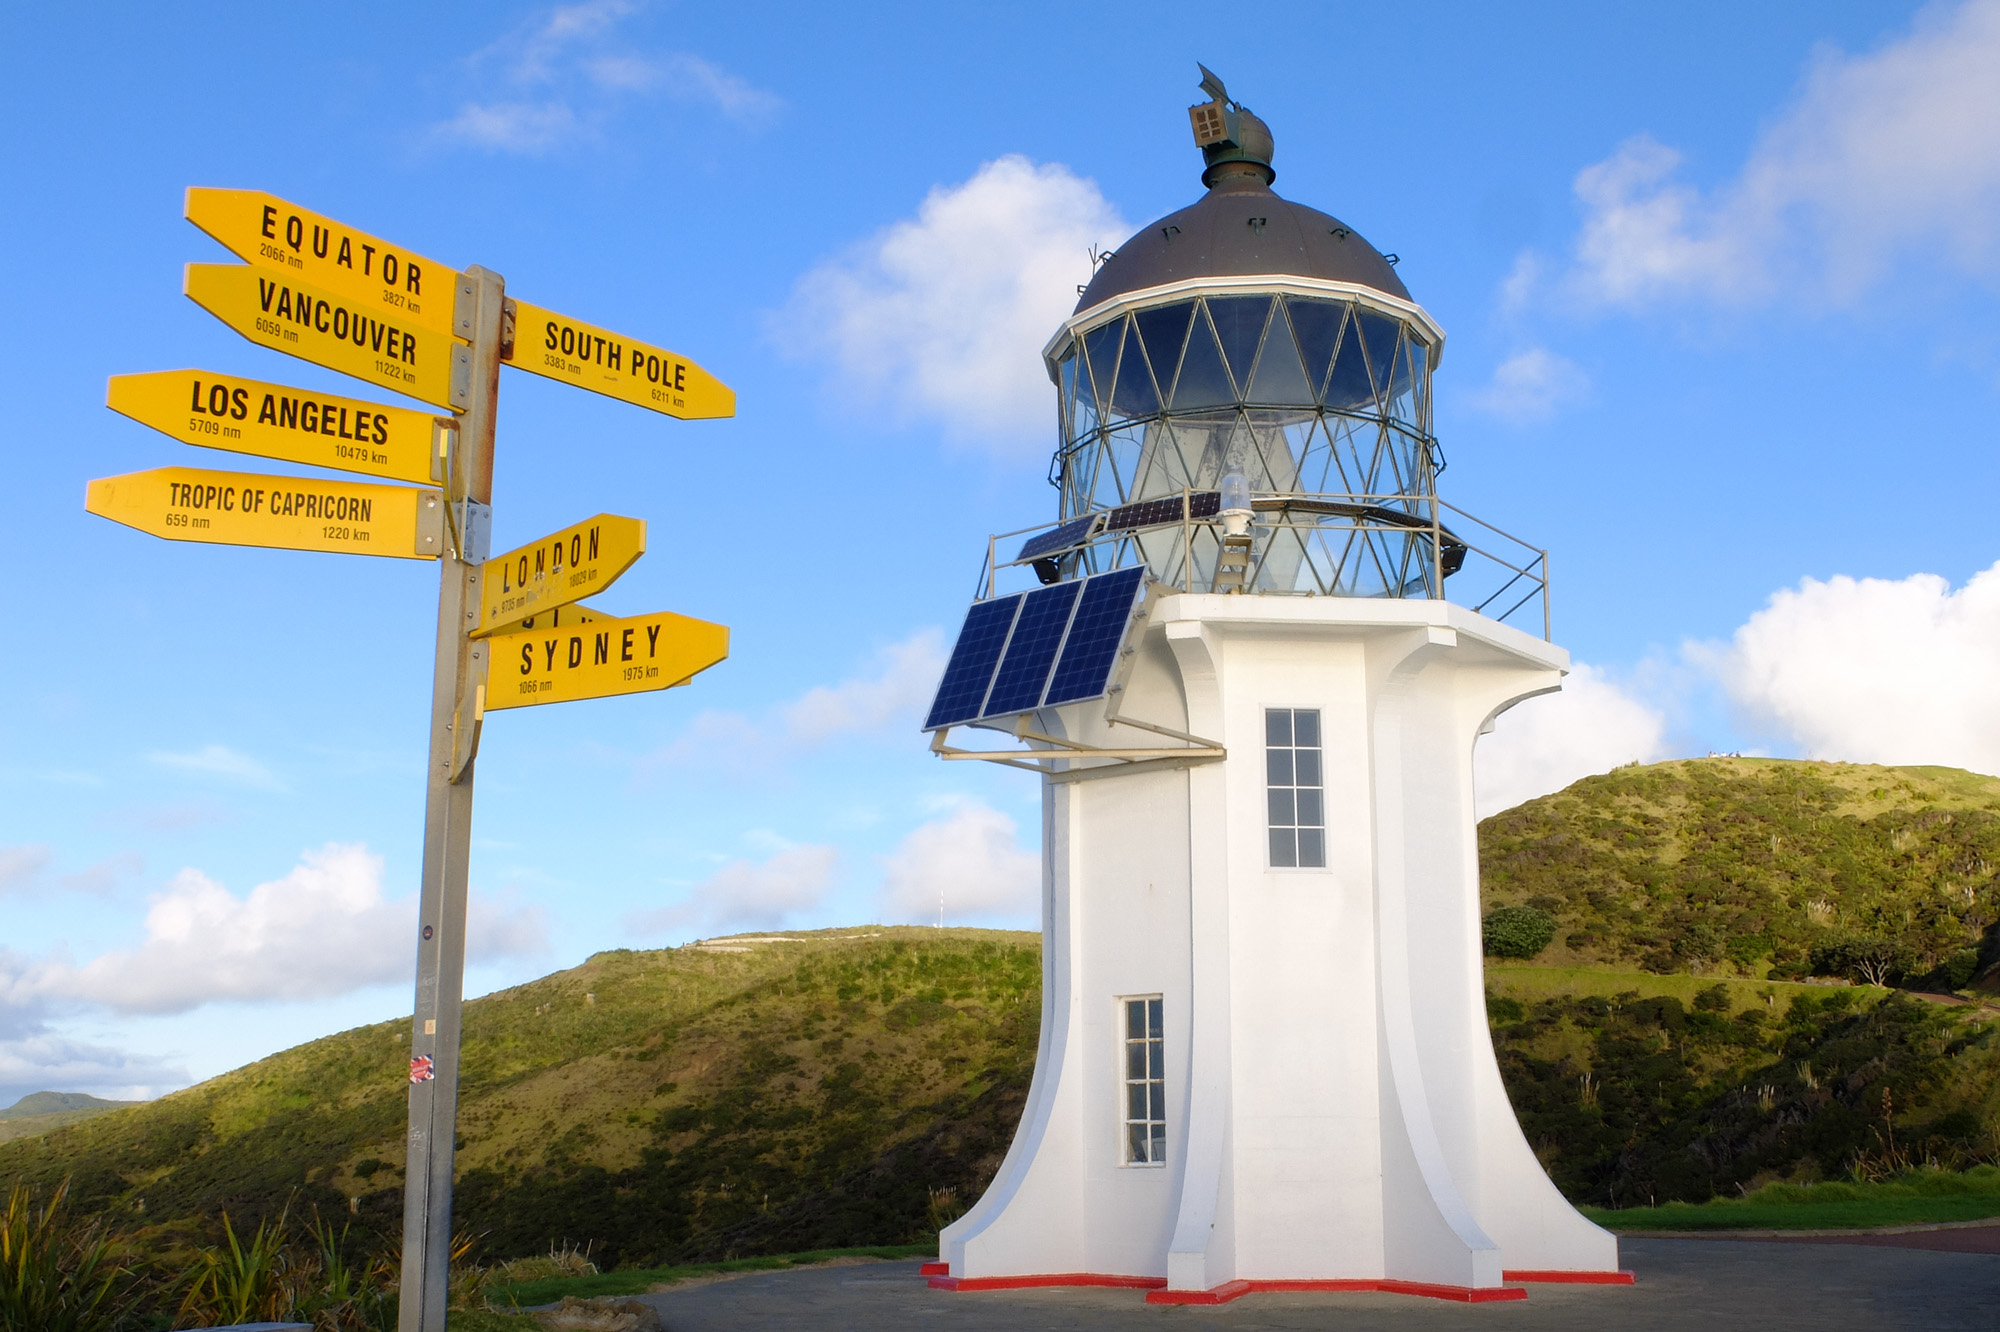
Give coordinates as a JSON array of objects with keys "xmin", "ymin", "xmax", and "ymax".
[
  {"xmin": 1266, "ymin": 708, "xmax": 1326, "ymax": 868},
  {"xmin": 1122, "ymin": 996, "xmax": 1165, "ymax": 1165}
]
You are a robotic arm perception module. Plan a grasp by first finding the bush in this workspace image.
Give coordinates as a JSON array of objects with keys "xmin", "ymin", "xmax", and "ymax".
[
  {"xmin": 1483, "ymin": 907, "xmax": 1556, "ymax": 959},
  {"xmin": 1809, "ymin": 935, "xmax": 1917, "ymax": 987},
  {"xmin": 0, "ymin": 1179, "xmax": 129, "ymax": 1332}
]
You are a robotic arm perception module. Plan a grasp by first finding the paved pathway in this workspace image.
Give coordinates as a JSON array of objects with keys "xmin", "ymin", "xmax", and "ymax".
[{"xmin": 633, "ymin": 1240, "xmax": 1999, "ymax": 1331}]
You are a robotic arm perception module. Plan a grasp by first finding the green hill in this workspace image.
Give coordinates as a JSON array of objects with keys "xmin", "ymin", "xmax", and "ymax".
[
  {"xmin": 4, "ymin": 759, "xmax": 1999, "ymax": 1257},
  {"xmin": 0, "ymin": 928, "xmax": 1038, "ymax": 1267},
  {"xmin": 0, "ymin": 1092, "xmax": 141, "ymax": 1145},
  {"xmin": 1480, "ymin": 758, "xmax": 2000, "ymax": 987}
]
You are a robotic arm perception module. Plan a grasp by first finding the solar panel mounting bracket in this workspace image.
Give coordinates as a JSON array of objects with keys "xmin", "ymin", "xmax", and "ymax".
[{"xmin": 927, "ymin": 709, "xmax": 1225, "ymax": 784}]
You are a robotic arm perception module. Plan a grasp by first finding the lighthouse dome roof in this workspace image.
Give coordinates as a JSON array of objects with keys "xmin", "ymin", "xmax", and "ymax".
[{"xmin": 1075, "ymin": 173, "xmax": 1410, "ymax": 315}]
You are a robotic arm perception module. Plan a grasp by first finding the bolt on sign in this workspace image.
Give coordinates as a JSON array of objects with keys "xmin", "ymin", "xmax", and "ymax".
[
  {"xmin": 107, "ymin": 370, "xmax": 448, "ymax": 485},
  {"xmin": 85, "ymin": 466, "xmax": 444, "ymax": 559},
  {"xmin": 185, "ymin": 263, "xmax": 460, "ymax": 410},
  {"xmin": 482, "ymin": 609, "xmax": 728, "ymax": 711},
  {"xmin": 185, "ymin": 188, "xmax": 458, "ymax": 338},
  {"xmin": 473, "ymin": 514, "xmax": 645, "ymax": 636},
  {"xmin": 507, "ymin": 299, "xmax": 734, "ymax": 420}
]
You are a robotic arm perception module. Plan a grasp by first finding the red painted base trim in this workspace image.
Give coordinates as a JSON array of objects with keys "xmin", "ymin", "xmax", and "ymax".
[
  {"xmin": 929, "ymin": 1273, "xmax": 1167, "ymax": 1292},
  {"xmin": 1504, "ymin": 1269, "xmax": 1636, "ymax": 1285},
  {"xmin": 1147, "ymin": 1278, "xmax": 1527, "ymax": 1306},
  {"xmin": 918, "ymin": 1261, "xmax": 949, "ymax": 1276}
]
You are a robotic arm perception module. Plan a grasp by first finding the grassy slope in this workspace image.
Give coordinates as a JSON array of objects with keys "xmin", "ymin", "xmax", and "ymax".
[
  {"xmin": 0, "ymin": 928, "xmax": 1037, "ymax": 1266},
  {"xmin": 1480, "ymin": 758, "xmax": 2000, "ymax": 983},
  {"xmin": 7, "ymin": 759, "xmax": 2000, "ymax": 1254}
]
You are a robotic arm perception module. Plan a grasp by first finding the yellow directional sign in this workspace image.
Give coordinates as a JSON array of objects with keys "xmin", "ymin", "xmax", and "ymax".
[
  {"xmin": 185, "ymin": 263, "xmax": 460, "ymax": 411},
  {"xmin": 474, "ymin": 514, "xmax": 645, "ymax": 637},
  {"xmin": 506, "ymin": 299, "xmax": 734, "ymax": 420},
  {"xmin": 107, "ymin": 369, "xmax": 447, "ymax": 485},
  {"xmin": 498, "ymin": 602, "xmax": 610, "ymax": 635},
  {"xmin": 85, "ymin": 466, "xmax": 445, "ymax": 559},
  {"xmin": 185, "ymin": 188, "xmax": 459, "ymax": 338},
  {"xmin": 483, "ymin": 609, "xmax": 728, "ymax": 711}
]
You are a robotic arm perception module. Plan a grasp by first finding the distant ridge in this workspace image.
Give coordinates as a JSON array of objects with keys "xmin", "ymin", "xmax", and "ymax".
[{"xmin": 0, "ymin": 1091, "xmax": 141, "ymax": 1145}]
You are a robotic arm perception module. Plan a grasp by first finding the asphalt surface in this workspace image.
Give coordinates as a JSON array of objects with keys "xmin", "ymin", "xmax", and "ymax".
[{"xmin": 632, "ymin": 1240, "xmax": 2000, "ymax": 1331}]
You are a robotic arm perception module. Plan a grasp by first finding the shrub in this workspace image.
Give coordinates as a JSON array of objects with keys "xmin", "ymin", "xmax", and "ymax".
[
  {"xmin": 1809, "ymin": 935, "xmax": 1916, "ymax": 987},
  {"xmin": 0, "ymin": 1179, "xmax": 129, "ymax": 1332},
  {"xmin": 1483, "ymin": 907, "xmax": 1556, "ymax": 959}
]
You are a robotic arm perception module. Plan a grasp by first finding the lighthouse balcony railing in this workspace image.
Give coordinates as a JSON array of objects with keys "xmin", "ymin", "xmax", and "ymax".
[{"xmin": 976, "ymin": 491, "xmax": 1550, "ymax": 641}]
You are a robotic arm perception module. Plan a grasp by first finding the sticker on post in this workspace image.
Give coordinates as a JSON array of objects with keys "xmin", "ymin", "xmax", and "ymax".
[{"xmin": 409, "ymin": 1055, "xmax": 435, "ymax": 1084}]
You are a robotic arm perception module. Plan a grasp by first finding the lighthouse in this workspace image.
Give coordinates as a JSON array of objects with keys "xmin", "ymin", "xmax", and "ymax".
[{"xmin": 921, "ymin": 69, "xmax": 1623, "ymax": 1303}]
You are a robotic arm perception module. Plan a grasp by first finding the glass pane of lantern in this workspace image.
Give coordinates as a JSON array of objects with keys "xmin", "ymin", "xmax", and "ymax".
[
  {"xmin": 1059, "ymin": 354, "xmax": 1078, "ymax": 440},
  {"xmin": 1171, "ymin": 306, "xmax": 1235, "ymax": 409},
  {"xmin": 1111, "ymin": 316, "xmax": 1160, "ymax": 419},
  {"xmin": 1324, "ymin": 312, "xmax": 1374, "ymax": 412},
  {"xmin": 1083, "ymin": 320, "xmax": 1123, "ymax": 420},
  {"xmin": 1246, "ymin": 305, "xmax": 1314, "ymax": 405},
  {"xmin": 1206, "ymin": 295, "xmax": 1272, "ymax": 394},
  {"xmin": 1134, "ymin": 302, "xmax": 1195, "ymax": 403},
  {"xmin": 1286, "ymin": 297, "xmax": 1345, "ymax": 403},
  {"xmin": 1355, "ymin": 309, "xmax": 1403, "ymax": 407}
]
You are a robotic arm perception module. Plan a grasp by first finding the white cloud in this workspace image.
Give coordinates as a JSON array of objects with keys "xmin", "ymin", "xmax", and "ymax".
[
  {"xmin": 0, "ymin": 845, "xmax": 50, "ymax": 895},
  {"xmin": 433, "ymin": 101, "xmax": 581, "ymax": 154},
  {"xmin": 877, "ymin": 799, "xmax": 1040, "ymax": 926},
  {"xmin": 436, "ymin": 1, "xmax": 779, "ymax": 154},
  {"xmin": 1701, "ymin": 561, "xmax": 2000, "ymax": 773},
  {"xmin": 6, "ymin": 844, "xmax": 545, "ymax": 1016},
  {"xmin": 1474, "ymin": 664, "xmax": 1671, "ymax": 818},
  {"xmin": 627, "ymin": 843, "xmax": 837, "ymax": 935},
  {"xmin": 1557, "ymin": 0, "xmax": 2000, "ymax": 309},
  {"xmin": 0, "ymin": 1033, "xmax": 186, "ymax": 1107},
  {"xmin": 774, "ymin": 156, "xmax": 1130, "ymax": 452},
  {"xmin": 146, "ymin": 743, "xmax": 282, "ymax": 790},
  {"xmin": 1465, "ymin": 347, "xmax": 1589, "ymax": 424},
  {"xmin": 781, "ymin": 630, "xmax": 948, "ymax": 743},
  {"xmin": 643, "ymin": 630, "xmax": 947, "ymax": 774},
  {"xmin": 59, "ymin": 852, "xmax": 143, "ymax": 897}
]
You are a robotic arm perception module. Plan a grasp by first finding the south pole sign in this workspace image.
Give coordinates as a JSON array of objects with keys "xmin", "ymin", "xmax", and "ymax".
[{"xmin": 86, "ymin": 188, "xmax": 734, "ymax": 1332}]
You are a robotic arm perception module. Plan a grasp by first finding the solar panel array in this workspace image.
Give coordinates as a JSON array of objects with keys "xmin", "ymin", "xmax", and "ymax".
[
  {"xmin": 924, "ymin": 566, "xmax": 1149, "ymax": 731},
  {"xmin": 1016, "ymin": 514, "xmax": 1101, "ymax": 562},
  {"xmin": 1105, "ymin": 490, "xmax": 1221, "ymax": 533}
]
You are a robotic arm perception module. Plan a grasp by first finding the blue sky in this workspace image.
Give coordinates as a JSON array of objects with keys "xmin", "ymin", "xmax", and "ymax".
[{"xmin": 3, "ymin": 0, "xmax": 1998, "ymax": 1103}]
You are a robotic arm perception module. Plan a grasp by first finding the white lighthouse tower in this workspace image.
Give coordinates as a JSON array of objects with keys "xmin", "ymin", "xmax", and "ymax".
[{"xmin": 921, "ymin": 69, "xmax": 1624, "ymax": 1305}]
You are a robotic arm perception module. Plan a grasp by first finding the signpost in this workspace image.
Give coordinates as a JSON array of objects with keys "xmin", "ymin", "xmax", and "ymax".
[
  {"xmin": 87, "ymin": 189, "xmax": 736, "ymax": 1332},
  {"xmin": 108, "ymin": 369, "xmax": 447, "ymax": 484},
  {"xmin": 505, "ymin": 299, "xmax": 735, "ymax": 420},
  {"xmin": 185, "ymin": 263, "xmax": 462, "ymax": 410},
  {"xmin": 473, "ymin": 514, "xmax": 646, "ymax": 636},
  {"xmin": 484, "ymin": 608, "xmax": 728, "ymax": 710},
  {"xmin": 85, "ymin": 466, "xmax": 444, "ymax": 558},
  {"xmin": 185, "ymin": 187, "xmax": 459, "ymax": 337}
]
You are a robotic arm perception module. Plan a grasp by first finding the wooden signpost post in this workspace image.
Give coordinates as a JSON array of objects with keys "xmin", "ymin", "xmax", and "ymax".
[{"xmin": 88, "ymin": 190, "xmax": 734, "ymax": 1332}]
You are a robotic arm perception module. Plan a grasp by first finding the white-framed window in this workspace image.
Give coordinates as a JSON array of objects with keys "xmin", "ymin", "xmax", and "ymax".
[
  {"xmin": 1122, "ymin": 995, "xmax": 1165, "ymax": 1165},
  {"xmin": 1267, "ymin": 708, "xmax": 1326, "ymax": 868}
]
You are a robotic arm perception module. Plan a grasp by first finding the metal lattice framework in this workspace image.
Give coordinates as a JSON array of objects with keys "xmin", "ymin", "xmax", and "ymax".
[{"xmin": 990, "ymin": 282, "xmax": 1551, "ymax": 634}]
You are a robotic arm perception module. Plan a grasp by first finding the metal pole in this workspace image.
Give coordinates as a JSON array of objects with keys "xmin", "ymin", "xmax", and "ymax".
[{"xmin": 400, "ymin": 264, "xmax": 505, "ymax": 1332}]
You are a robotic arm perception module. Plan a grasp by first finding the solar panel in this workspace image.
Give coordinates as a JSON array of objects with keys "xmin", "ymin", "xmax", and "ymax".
[
  {"xmin": 924, "ymin": 566, "xmax": 1150, "ymax": 730},
  {"xmin": 1044, "ymin": 567, "xmax": 1148, "ymax": 707},
  {"xmin": 984, "ymin": 581, "xmax": 1082, "ymax": 715},
  {"xmin": 923, "ymin": 595, "xmax": 1022, "ymax": 730},
  {"xmin": 1017, "ymin": 515, "xmax": 1099, "ymax": 563},
  {"xmin": 1105, "ymin": 490, "xmax": 1220, "ymax": 533}
]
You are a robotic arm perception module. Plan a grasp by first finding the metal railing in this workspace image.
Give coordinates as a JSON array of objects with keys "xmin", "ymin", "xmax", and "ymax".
[{"xmin": 976, "ymin": 491, "xmax": 1551, "ymax": 640}]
